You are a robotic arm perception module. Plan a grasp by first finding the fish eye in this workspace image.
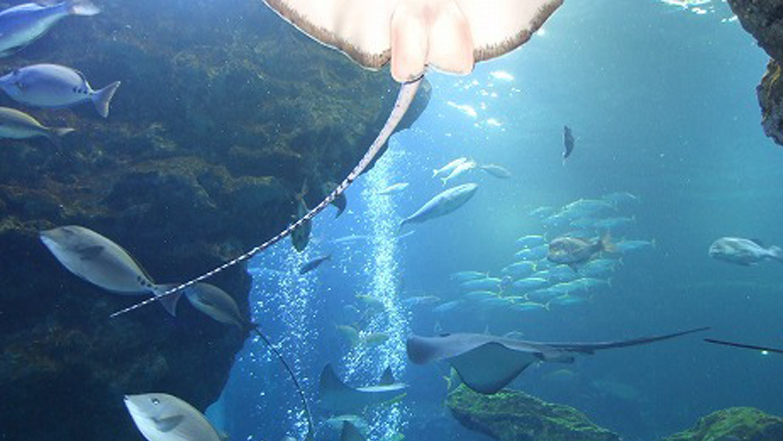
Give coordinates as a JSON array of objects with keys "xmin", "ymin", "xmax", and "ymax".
[{"xmin": 151, "ymin": 398, "xmax": 160, "ymax": 405}]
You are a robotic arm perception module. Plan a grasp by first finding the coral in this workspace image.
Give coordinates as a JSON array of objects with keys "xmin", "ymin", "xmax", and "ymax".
[
  {"xmin": 0, "ymin": 0, "xmax": 430, "ymax": 440},
  {"xmin": 446, "ymin": 386, "xmax": 620, "ymax": 441},
  {"xmin": 664, "ymin": 407, "xmax": 783, "ymax": 441}
]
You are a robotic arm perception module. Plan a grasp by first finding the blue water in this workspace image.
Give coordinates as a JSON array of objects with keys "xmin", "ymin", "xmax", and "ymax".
[{"xmin": 207, "ymin": 1, "xmax": 783, "ymax": 441}]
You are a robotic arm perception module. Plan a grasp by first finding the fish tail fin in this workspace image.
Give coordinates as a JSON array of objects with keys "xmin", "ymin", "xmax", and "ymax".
[
  {"xmin": 46, "ymin": 127, "xmax": 75, "ymax": 147},
  {"xmin": 441, "ymin": 177, "xmax": 447, "ymax": 186},
  {"xmin": 67, "ymin": 0, "xmax": 100, "ymax": 15},
  {"xmin": 543, "ymin": 301, "xmax": 551, "ymax": 311},
  {"xmin": 769, "ymin": 246, "xmax": 783, "ymax": 262},
  {"xmin": 92, "ymin": 81, "xmax": 121, "ymax": 118},
  {"xmin": 601, "ymin": 232, "xmax": 617, "ymax": 253},
  {"xmin": 398, "ymin": 219, "xmax": 409, "ymax": 234},
  {"xmin": 432, "ymin": 169, "xmax": 439, "ymax": 178},
  {"xmin": 651, "ymin": 239, "xmax": 657, "ymax": 249},
  {"xmin": 152, "ymin": 284, "xmax": 183, "ymax": 317}
]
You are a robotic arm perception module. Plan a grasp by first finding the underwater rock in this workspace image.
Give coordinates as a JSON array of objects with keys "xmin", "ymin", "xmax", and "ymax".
[
  {"xmin": 446, "ymin": 386, "xmax": 621, "ymax": 441},
  {"xmin": 664, "ymin": 407, "xmax": 783, "ymax": 441},
  {"xmin": 0, "ymin": 0, "xmax": 430, "ymax": 440},
  {"xmin": 727, "ymin": 0, "xmax": 783, "ymax": 147}
]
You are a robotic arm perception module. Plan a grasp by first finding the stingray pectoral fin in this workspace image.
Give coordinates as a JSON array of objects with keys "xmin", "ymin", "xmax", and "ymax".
[
  {"xmin": 457, "ymin": 0, "xmax": 564, "ymax": 62},
  {"xmin": 448, "ymin": 342, "xmax": 538, "ymax": 395},
  {"xmin": 262, "ymin": 0, "xmax": 393, "ymax": 69}
]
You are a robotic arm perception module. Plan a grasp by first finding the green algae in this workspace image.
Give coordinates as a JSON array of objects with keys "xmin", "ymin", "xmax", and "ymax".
[
  {"xmin": 447, "ymin": 386, "xmax": 620, "ymax": 441},
  {"xmin": 665, "ymin": 407, "xmax": 783, "ymax": 441}
]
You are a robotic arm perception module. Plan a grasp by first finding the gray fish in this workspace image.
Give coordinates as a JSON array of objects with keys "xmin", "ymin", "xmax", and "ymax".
[
  {"xmin": 184, "ymin": 283, "xmax": 248, "ymax": 329},
  {"xmin": 299, "ymin": 254, "xmax": 331, "ymax": 275},
  {"xmin": 40, "ymin": 225, "xmax": 180, "ymax": 315},
  {"xmin": 0, "ymin": 64, "xmax": 121, "ymax": 117},
  {"xmin": 0, "ymin": 0, "xmax": 99, "ymax": 57},
  {"xmin": 563, "ymin": 125, "xmax": 574, "ymax": 160},
  {"xmin": 709, "ymin": 237, "xmax": 783, "ymax": 266},
  {"xmin": 478, "ymin": 164, "xmax": 511, "ymax": 179},
  {"xmin": 291, "ymin": 191, "xmax": 312, "ymax": 252},
  {"xmin": 548, "ymin": 235, "xmax": 614, "ymax": 268},
  {"xmin": 400, "ymin": 183, "xmax": 478, "ymax": 230},
  {"xmin": 124, "ymin": 393, "xmax": 222, "ymax": 441},
  {"xmin": 0, "ymin": 106, "xmax": 73, "ymax": 146}
]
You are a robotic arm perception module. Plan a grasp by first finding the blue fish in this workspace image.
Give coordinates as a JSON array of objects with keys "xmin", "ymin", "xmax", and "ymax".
[
  {"xmin": 0, "ymin": 0, "xmax": 99, "ymax": 57},
  {"xmin": 0, "ymin": 64, "xmax": 121, "ymax": 117}
]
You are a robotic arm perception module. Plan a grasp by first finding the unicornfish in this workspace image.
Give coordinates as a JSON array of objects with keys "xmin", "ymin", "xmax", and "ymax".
[
  {"xmin": 124, "ymin": 393, "xmax": 222, "ymax": 441},
  {"xmin": 39, "ymin": 225, "xmax": 181, "ymax": 316},
  {"xmin": 0, "ymin": 107, "xmax": 73, "ymax": 146}
]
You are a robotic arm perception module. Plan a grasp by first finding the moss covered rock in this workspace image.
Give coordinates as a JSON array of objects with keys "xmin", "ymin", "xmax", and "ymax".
[
  {"xmin": 447, "ymin": 386, "xmax": 620, "ymax": 441},
  {"xmin": 664, "ymin": 407, "xmax": 783, "ymax": 441}
]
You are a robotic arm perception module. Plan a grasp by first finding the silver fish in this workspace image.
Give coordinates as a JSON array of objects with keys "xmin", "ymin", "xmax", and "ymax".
[
  {"xmin": 440, "ymin": 160, "xmax": 476, "ymax": 185},
  {"xmin": 299, "ymin": 254, "xmax": 331, "ymax": 275},
  {"xmin": 0, "ymin": 0, "xmax": 99, "ymax": 57},
  {"xmin": 400, "ymin": 183, "xmax": 478, "ymax": 230},
  {"xmin": 432, "ymin": 157, "xmax": 467, "ymax": 178},
  {"xmin": 40, "ymin": 225, "xmax": 179, "ymax": 315},
  {"xmin": 478, "ymin": 164, "xmax": 511, "ymax": 179},
  {"xmin": 0, "ymin": 64, "xmax": 120, "ymax": 117},
  {"xmin": 709, "ymin": 237, "xmax": 783, "ymax": 266},
  {"xmin": 0, "ymin": 106, "xmax": 73, "ymax": 146},
  {"xmin": 124, "ymin": 393, "xmax": 222, "ymax": 441},
  {"xmin": 377, "ymin": 182, "xmax": 409, "ymax": 195}
]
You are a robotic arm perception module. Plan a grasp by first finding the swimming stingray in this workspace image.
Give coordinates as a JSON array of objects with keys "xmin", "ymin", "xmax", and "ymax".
[
  {"xmin": 407, "ymin": 328, "xmax": 708, "ymax": 394},
  {"xmin": 110, "ymin": 0, "xmax": 565, "ymax": 318},
  {"xmin": 319, "ymin": 363, "xmax": 407, "ymax": 413}
]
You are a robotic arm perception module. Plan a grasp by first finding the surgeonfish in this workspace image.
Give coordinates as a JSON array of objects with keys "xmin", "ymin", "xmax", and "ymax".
[
  {"xmin": 0, "ymin": 64, "xmax": 121, "ymax": 117},
  {"xmin": 377, "ymin": 182, "xmax": 409, "ymax": 195},
  {"xmin": 0, "ymin": 106, "xmax": 73, "ymax": 146},
  {"xmin": 39, "ymin": 225, "xmax": 180, "ymax": 315},
  {"xmin": 124, "ymin": 393, "xmax": 222, "ymax": 441},
  {"xmin": 0, "ymin": 0, "xmax": 100, "ymax": 57},
  {"xmin": 299, "ymin": 254, "xmax": 332, "ymax": 275}
]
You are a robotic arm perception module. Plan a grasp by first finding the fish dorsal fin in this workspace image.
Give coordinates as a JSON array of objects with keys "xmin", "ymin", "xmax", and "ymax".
[
  {"xmin": 153, "ymin": 414, "xmax": 184, "ymax": 432},
  {"xmin": 751, "ymin": 238, "xmax": 765, "ymax": 247},
  {"xmin": 319, "ymin": 363, "xmax": 353, "ymax": 396},
  {"xmin": 340, "ymin": 421, "xmax": 366, "ymax": 441},
  {"xmin": 379, "ymin": 367, "xmax": 395, "ymax": 386},
  {"xmin": 76, "ymin": 245, "xmax": 104, "ymax": 260}
]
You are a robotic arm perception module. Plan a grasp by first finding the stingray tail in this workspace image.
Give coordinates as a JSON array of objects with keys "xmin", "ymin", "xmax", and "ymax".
[
  {"xmin": 108, "ymin": 79, "xmax": 422, "ymax": 319},
  {"xmin": 705, "ymin": 338, "xmax": 783, "ymax": 354},
  {"xmin": 251, "ymin": 326, "xmax": 315, "ymax": 434}
]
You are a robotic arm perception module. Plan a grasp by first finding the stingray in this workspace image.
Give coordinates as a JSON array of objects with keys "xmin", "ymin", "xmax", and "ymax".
[
  {"xmin": 407, "ymin": 328, "xmax": 708, "ymax": 395},
  {"xmin": 318, "ymin": 363, "xmax": 407, "ymax": 413},
  {"xmin": 705, "ymin": 338, "xmax": 783, "ymax": 355},
  {"xmin": 110, "ymin": 0, "xmax": 564, "ymax": 318}
]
